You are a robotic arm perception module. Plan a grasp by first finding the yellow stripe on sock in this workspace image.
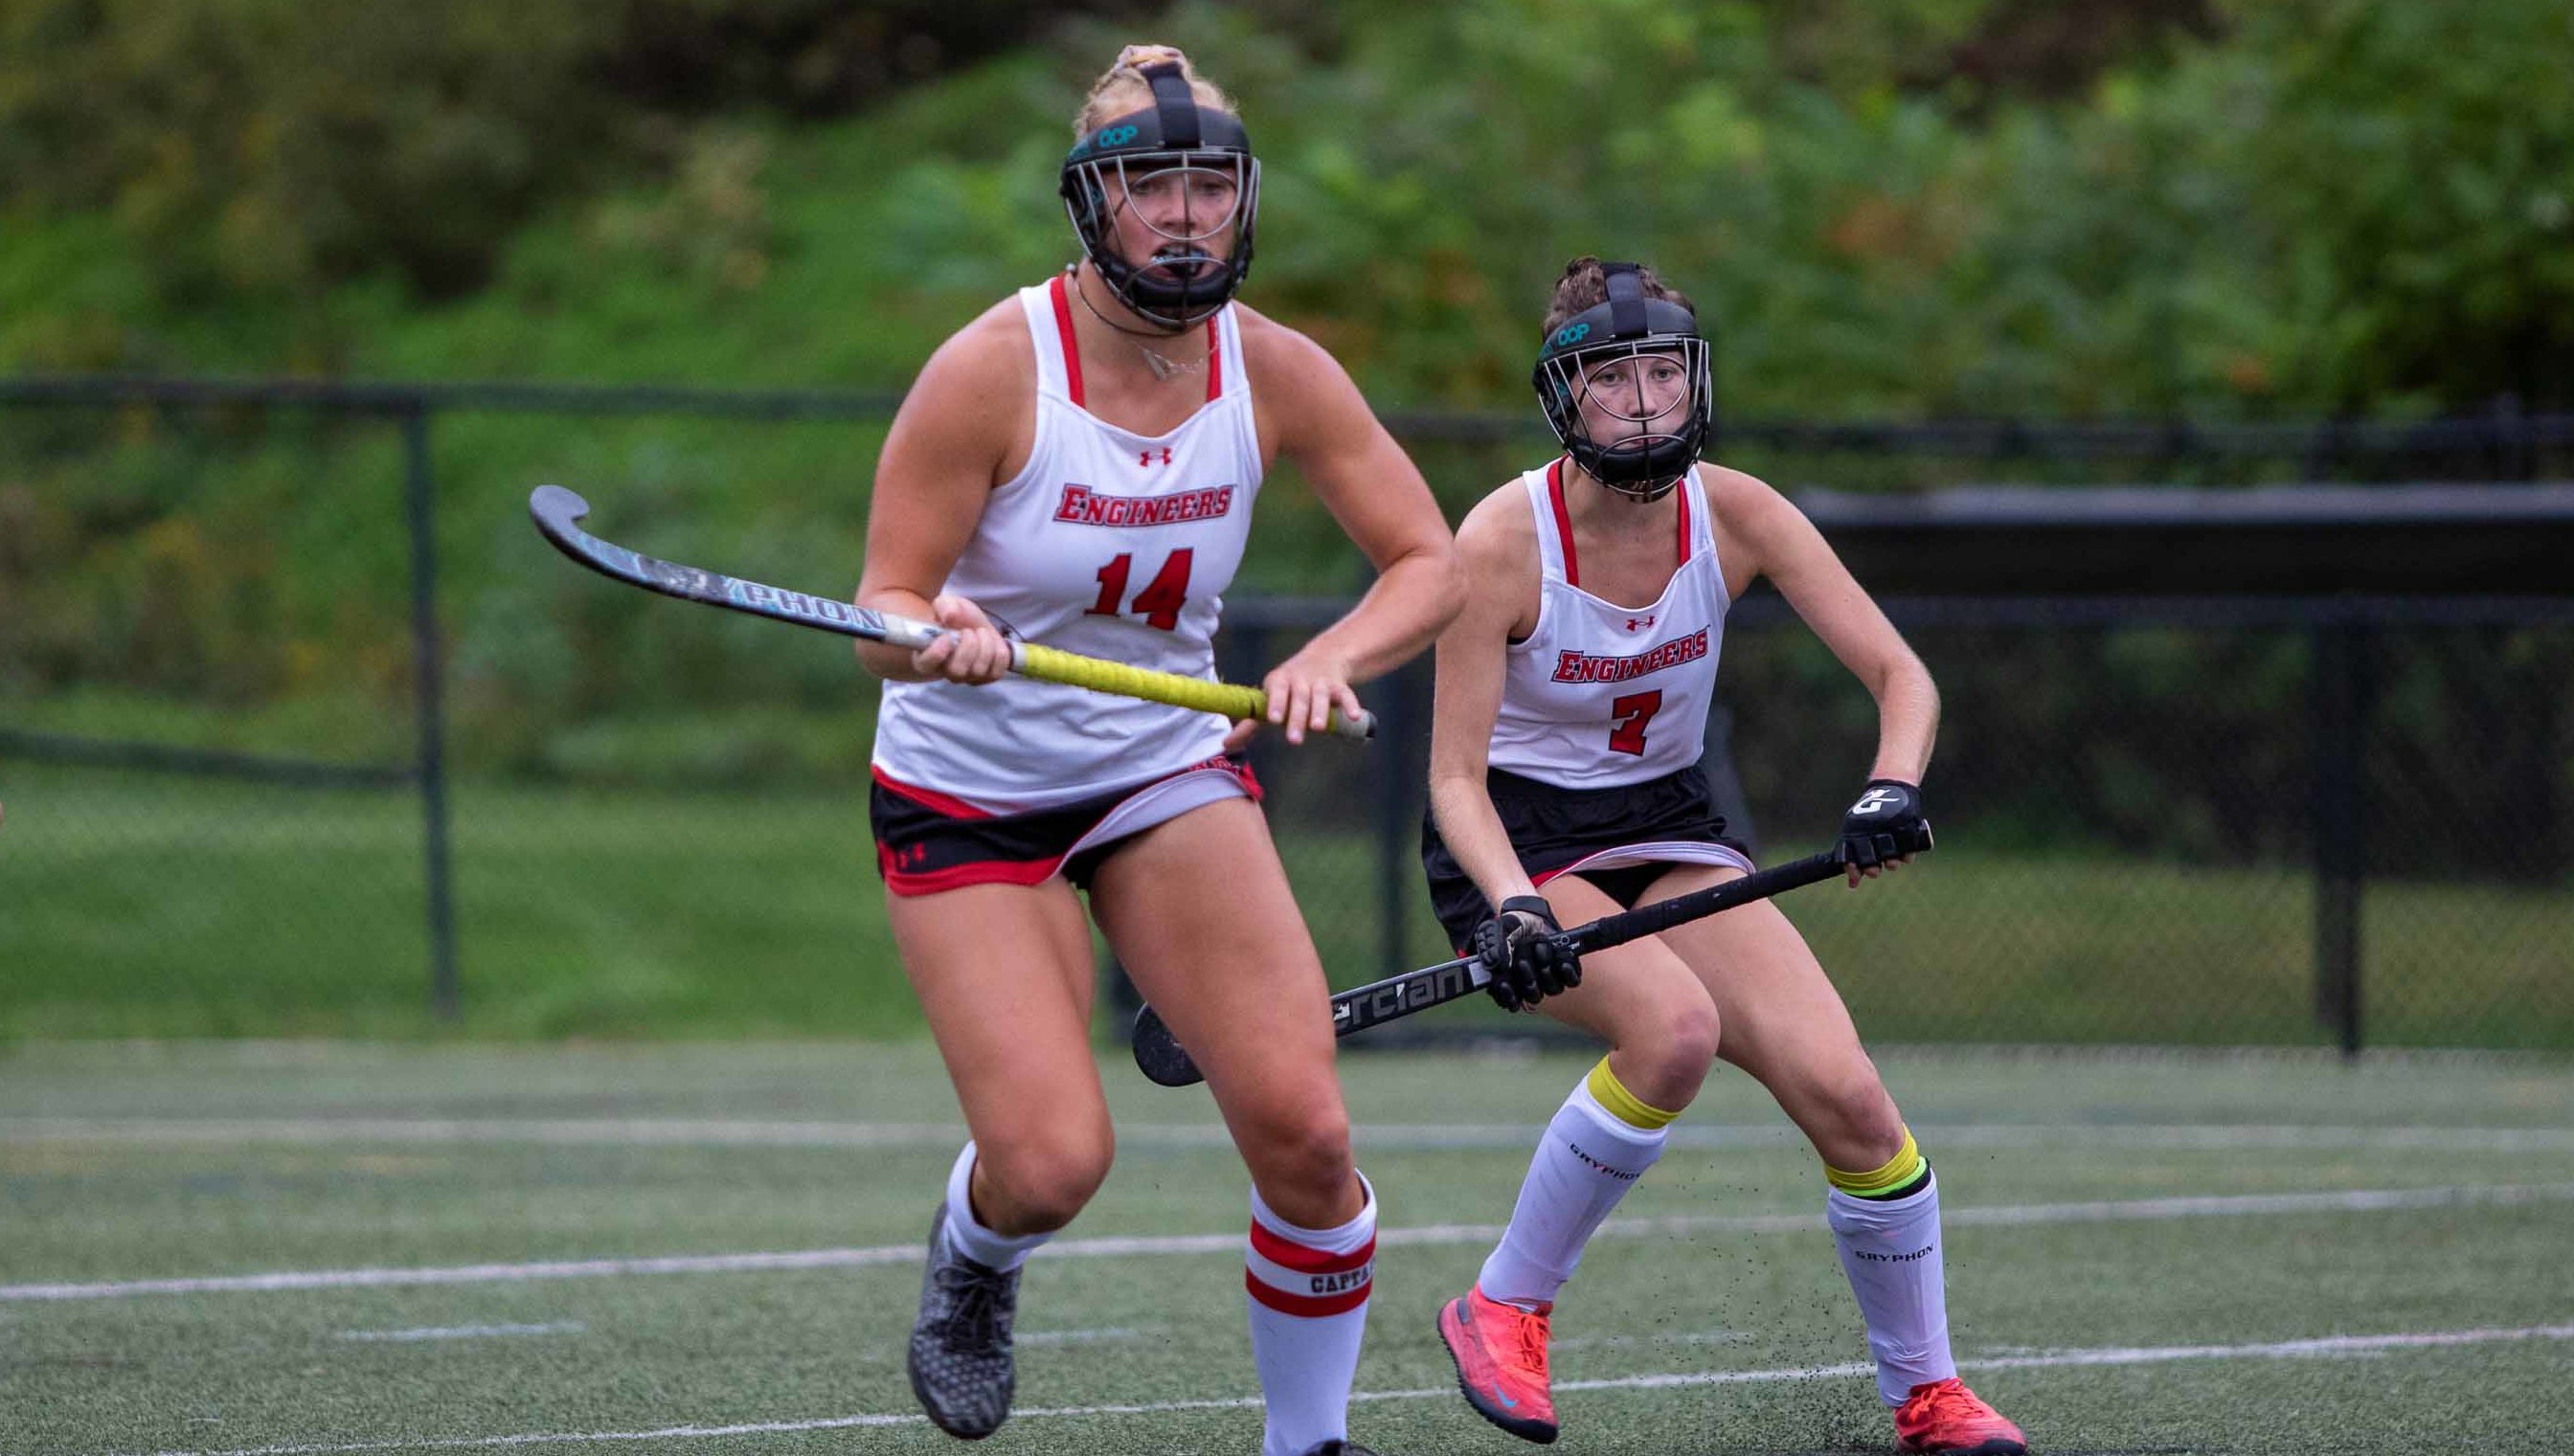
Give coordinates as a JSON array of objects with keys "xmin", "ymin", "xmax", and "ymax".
[
  {"xmin": 1585, "ymin": 1058, "xmax": 1680, "ymax": 1131},
  {"xmin": 1825, "ymin": 1128, "xmax": 1924, "ymax": 1197}
]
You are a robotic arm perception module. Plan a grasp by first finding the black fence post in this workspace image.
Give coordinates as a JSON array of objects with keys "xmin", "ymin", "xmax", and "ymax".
[
  {"xmin": 2491, "ymin": 394, "xmax": 2534, "ymax": 482},
  {"xmin": 403, "ymin": 405, "xmax": 460, "ymax": 1023},
  {"xmin": 2311, "ymin": 617, "xmax": 2369, "ymax": 1058}
]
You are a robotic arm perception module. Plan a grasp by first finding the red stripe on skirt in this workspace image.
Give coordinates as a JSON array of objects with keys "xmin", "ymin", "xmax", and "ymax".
[
  {"xmin": 878, "ymin": 845, "xmax": 1065, "ymax": 896},
  {"xmin": 870, "ymin": 766, "xmax": 997, "ymax": 821}
]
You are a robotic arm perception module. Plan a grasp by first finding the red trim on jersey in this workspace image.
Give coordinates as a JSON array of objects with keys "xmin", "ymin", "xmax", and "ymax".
[
  {"xmin": 1250, "ymin": 1223, "xmax": 1376, "ymax": 1276},
  {"xmin": 1547, "ymin": 458, "xmax": 1580, "ymax": 588},
  {"xmin": 1245, "ymin": 1268, "xmax": 1374, "ymax": 1318},
  {"xmin": 1049, "ymin": 274, "xmax": 1086, "ymax": 408},
  {"xmin": 1675, "ymin": 481, "xmax": 1693, "ymax": 566},
  {"xmin": 870, "ymin": 766, "xmax": 997, "ymax": 821},
  {"xmin": 1204, "ymin": 317, "xmax": 1223, "ymax": 400}
]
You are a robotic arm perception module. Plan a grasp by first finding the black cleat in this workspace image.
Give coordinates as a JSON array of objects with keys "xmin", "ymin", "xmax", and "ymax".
[
  {"xmin": 906, "ymin": 1201, "xmax": 1021, "ymax": 1440},
  {"xmin": 1297, "ymin": 1444, "xmax": 1382, "ymax": 1456}
]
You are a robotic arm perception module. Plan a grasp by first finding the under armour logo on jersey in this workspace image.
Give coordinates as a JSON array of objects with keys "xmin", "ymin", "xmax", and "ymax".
[
  {"xmin": 1140, "ymin": 447, "xmax": 1173, "ymax": 467},
  {"xmin": 1626, "ymin": 614, "xmax": 1656, "ymax": 632}
]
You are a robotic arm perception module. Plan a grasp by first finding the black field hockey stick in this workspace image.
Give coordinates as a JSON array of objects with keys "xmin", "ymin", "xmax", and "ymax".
[
  {"xmin": 1131, "ymin": 844, "xmax": 1869, "ymax": 1088},
  {"xmin": 531, "ymin": 485, "xmax": 1374, "ymax": 738}
]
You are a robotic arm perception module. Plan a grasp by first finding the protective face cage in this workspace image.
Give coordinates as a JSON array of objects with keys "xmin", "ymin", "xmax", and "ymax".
[
  {"xmin": 1531, "ymin": 262, "xmax": 1713, "ymax": 502},
  {"xmin": 1059, "ymin": 60, "xmax": 1261, "ymax": 331}
]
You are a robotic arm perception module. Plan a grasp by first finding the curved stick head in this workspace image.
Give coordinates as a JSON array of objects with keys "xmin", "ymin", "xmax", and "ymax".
[
  {"xmin": 529, "ymin": 485, "xmax": 594, "ymax": 543},
  {"xmin": 1130, "ymin": 1005, "xmax": 1207, "ymax": 1088}
]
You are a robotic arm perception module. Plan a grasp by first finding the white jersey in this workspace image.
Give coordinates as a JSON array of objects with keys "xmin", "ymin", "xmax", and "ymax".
[
  {"xmin": 1487, "ymin": 459, "xmax": 1728, "ymax": 790},
  {"xmin": 871, "ymin": 274, "xmax": 1262, "ymax": 811}
]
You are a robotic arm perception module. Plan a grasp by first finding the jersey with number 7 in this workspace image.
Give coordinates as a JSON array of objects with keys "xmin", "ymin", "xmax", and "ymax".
[
  {"xmin": 1486, "ymin": 458, "xmax": 1727, "ymax": 788},
  {"xmin": 872, "ymin": 275, "xmax": 1262, "ymax": 811}
]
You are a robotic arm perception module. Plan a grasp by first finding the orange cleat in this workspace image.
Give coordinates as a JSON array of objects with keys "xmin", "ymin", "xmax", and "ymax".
[
  {"xmin": 1436, "ymin": 1286, "xmax": 1559, "ymax": 1444},
  {"xmin": 1894, "ymin": 1378, "xmax": 2027, "ymax": 1454}
]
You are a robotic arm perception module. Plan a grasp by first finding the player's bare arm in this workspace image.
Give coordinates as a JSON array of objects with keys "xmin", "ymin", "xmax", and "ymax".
[
  {"xmin": 853, "ymin": 302, "xmax": 1031, "ymax": 686},
  {"xmin": 1427, "ymin": 486, "xmax": 1547, "ymax": 909},
  {"xmin": 1708, "ymin": 465, "xmax": 1938, "ymax": 782},
  {"xmin": 1709, "ymin": 464, "xmax": 1940, "ymax": 881},
  {"xmin": 1235, "ymin": 309, "xmax": 1463, "ymax": 744}
]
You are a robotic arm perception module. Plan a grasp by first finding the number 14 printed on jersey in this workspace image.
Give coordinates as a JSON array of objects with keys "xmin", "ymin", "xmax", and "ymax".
[{"xmin": 1089, "ymin": 549, "xmax": 1195, "ymax": 631}]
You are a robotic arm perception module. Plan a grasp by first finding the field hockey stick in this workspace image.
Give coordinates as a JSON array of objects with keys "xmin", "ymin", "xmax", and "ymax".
[
  {"xmin": 531, "ymin": 486, "xmax": 1374, "ymax": 739},
  {"xmin": 1131, "ymin": 847, "xmax": 1855, "ymax": 1087}
]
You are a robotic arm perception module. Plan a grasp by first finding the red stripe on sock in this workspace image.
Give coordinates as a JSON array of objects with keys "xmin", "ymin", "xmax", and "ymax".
[
  {"xmin": 1245, "ymin": 1267, "xmax": 1373, "ymax": 1318},
  {"xmin": 1249, "ymin": 1222, "xmax": 1375, "ymax": 1275}
]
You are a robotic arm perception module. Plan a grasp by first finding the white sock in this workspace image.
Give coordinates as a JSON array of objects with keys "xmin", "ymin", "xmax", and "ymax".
[
  {"xmin": 1477, "ymin": 1064, "xmax": 1671, "ymax": 1310},
  {"xmin": 940, "ymin": 1141, "xmax": 1051, "ymax": 1274},
  {"xmin": 1246, "ymin": 1173, "xmax": 1376, "ymax": 1456},
  {"xmin": 1826, "ymin": 1172, "xmax": 1958, "ymax": 1405}
]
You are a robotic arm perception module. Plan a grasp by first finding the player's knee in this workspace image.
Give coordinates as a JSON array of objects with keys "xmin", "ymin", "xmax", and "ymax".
[
  {"xmin": 981, "ymin": 1131, "xmax": 1114, "ymax": 1233},
  {"xmin": 1662, "ymin": 994, "xmax": 1722, "ymax": 1082},
  {"xmin": 1614, "ymin": 988, "xmax": 1719, "ymax": 1109},
  {"xmin": 1244, "ymin": 1103, "xmax": 1355, "ymax": 1208},
  {"xmin": 1810, "ymin": 1067, "xmax": 1904, "ymax": 1163}
]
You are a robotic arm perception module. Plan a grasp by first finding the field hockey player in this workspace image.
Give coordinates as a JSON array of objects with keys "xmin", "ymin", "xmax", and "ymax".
[
  {"xmin": 1419, "ymin": 258, "xmax": 2026, "ymax": 1453},
  {"xmin": 851, "ymin": 44, "xmax": 1458, "ymax": 1456}
]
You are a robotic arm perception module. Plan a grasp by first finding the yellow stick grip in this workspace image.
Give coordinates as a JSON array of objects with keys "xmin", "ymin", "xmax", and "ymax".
[{"xmin": 1013, "ymin": 643, "xmax": 1374, "ymax": 739}]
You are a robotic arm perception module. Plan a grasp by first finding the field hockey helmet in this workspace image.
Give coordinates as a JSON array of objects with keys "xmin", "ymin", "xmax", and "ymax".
[
  {"xmin": 1532, "ymin": 261, "xmax": 1712, "ymax": 502},
  {"xmin": 1059, "ymin": 58, "xmax": 1260, "ymax": 330}
]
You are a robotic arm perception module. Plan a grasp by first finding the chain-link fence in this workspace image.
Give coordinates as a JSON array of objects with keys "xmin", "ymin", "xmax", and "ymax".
[{"xmin": 5, "ymin": 378, "xmax": 2570, "ymax": 1047}]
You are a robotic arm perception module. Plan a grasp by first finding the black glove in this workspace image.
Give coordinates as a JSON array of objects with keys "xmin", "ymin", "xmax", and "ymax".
[
  {"xmin": 1840, "ymin": 779, "xmax": 1933, "ymax": 870},
  {"xmin": 1472, "ymin": 895, "xmax": 1583, "ymax": 1012}
]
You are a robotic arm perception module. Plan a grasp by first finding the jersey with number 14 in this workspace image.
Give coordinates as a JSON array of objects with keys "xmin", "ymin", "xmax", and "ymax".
[
  {"xmin": 871, "ymin": 274, "xmax": 1263, "ymax": 812},
  {"xmin": 1486, "ymin": 459, "xmax": 1728, "ymax": 790}
]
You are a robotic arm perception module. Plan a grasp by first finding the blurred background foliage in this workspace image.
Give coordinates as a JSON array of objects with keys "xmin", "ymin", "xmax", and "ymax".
[
  {"xmin": 7, "ymin": 1, "xmax": 2572, "ymax": 1042},
  {"xmin": 5, "ymin": 0, "xmax": 2571, "ymax": 780},
  {"xmin": 4, "ymin": 0, "xmax": 2567, "ymax": 413}
]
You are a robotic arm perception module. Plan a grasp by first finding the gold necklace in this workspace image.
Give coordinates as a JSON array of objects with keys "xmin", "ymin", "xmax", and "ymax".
[{"xmin": 1068, "ymin": 268, "xmax": 1211, "ymax": 381}]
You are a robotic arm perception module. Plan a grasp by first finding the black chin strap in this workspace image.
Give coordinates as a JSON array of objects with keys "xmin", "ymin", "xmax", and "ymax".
[
  {"xmin": 1143, "ymin": 61, "xmax": 1201, "ymax": 149},
  {"xmin": 1068, "ymin": 264, "xmax": 1194, "ymax": 340},
  {"xmin": 1602, "ymin": 261, "xmax": 1648, "ymax": 340}
]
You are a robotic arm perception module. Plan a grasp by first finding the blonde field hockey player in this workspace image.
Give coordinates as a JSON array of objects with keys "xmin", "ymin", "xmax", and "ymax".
[
  {"xmin": 1418, "ymin": 258, "xmax": 2028, "ymax": 1454},
  {"xmin": 850, "ymin": 45, "xmax": 1458, "ymax": 1456}
]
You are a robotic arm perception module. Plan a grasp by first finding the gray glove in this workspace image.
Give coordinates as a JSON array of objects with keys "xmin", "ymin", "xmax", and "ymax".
[{"xmin": 1472, "ymin": 895, "xmax": 1583, "ymax": 1012}]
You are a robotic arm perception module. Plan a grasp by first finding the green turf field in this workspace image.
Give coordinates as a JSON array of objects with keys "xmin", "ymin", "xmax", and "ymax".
[
  {"xmin": 7, "ymin": 761, "xmax": 2572, "ymax": 1046},
  {"xmin": 6, "ymin": 1042, "xmax": 2572, "ymax": 1453}
]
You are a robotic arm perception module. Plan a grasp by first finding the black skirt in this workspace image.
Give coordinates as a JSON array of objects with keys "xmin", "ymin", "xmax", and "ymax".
[{"xmin": 1421, "ymin": 764, "xmax": 1752, "ymax": 950}]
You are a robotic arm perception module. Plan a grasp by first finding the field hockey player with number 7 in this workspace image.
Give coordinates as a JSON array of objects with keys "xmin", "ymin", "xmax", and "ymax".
[
  {"xmin": 1419, "ymin": 258, "xmax": 2026, "ymax": 1453},
  {"xmin": 852, "ymin": 45, "xmax": 1457, "ymax": 1456}
]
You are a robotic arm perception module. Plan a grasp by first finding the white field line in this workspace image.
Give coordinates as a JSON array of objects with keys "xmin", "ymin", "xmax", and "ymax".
[
  {"xmin": 11, "ymin": 1180, "xmax": 2574, "ymax": 1304},
  {"xmin": 11, "ymin": 1116, "xmax": 2574, "ymax": 1154},
  {"xmin": 1013, "ymin": 1324, "xmax": 1162, "ymax": 1346},
  {"xmin": 112, "ymin": 1321, "xmax": 2574, "ymax": 1456},
  {"xmin": 1552, "ymin": 1328, "xmax": 1750, "ymax": 1350},
  {"xmin": 336, "ymin": 1322, "xmax": 585, "ymax": 1344}
]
